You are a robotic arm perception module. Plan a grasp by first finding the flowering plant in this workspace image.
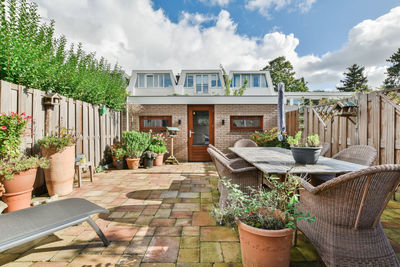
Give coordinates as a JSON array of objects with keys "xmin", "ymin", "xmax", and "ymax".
[
  {"xmin": 0, "ymin": 156, "xmax": 49, "ymax": 181},
  {"xmin": 0, "ymin": 112, "xmax": 32, "ymax": 158},
  {"xmin": 149, "ymin": 133, "xmax": 167, "ymax": 154},
  {"xmin": 38, "ymin": 127, "xmax": 77, "ymax": 151}
]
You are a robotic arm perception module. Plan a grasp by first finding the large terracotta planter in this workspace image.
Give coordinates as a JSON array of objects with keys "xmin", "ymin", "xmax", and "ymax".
[
  {"xmin": 154, "ymin": 153, "xmax": 164, "ymax": 166},
  {"xmin": 126, "ymin": 158, "xmax": 140, "ymax": 169},
  {"xmin": 237, "ymin": 221, "xmax": 294, "ymax": 267},
  {"xmin": 42, "ymin": 145, "xmax": 75, "ymax": 196},
  {"xmin": 1, "ymin": 167, "xmax": 38, "ymax": 213}
]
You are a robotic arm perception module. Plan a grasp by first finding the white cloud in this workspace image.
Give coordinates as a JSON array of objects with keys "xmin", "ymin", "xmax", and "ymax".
[
  {"xmin": 199, "ymin": 0, "xmax": 232, "ymax": 7},
  {"xmin": 246, "ymin": 0, "xmax": 316, "ymax": 18},
  {"xmin": 32, "ymin": 0, "xmax": 400, "ymax": 90}
]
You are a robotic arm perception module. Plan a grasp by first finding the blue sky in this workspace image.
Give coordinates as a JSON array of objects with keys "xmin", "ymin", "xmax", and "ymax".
[
  {"xmin": 153, "ymin": 0, "xmax": 399, "ymax": 57},
  {"xmin": 35, "ymin": 0, "xmax": 400, "ymax": 90}
]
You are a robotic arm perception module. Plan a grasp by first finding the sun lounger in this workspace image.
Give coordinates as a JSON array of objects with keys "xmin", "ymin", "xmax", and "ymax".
[{"xmin": 0, "ymin": 198, "xmax": 110, "ymax": 252}]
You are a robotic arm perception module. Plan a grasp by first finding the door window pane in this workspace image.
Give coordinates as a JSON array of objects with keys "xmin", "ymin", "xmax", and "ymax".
[
  {"xmin": 261, "ymin": 75, "xmax": 267, "ymax": 87},
  {"xmin": 196, "ymin": 75, "xmax": 202, "ymax": 93},
  {"xmin": 192, "ymin": 110, "xmax": 209, "ymax": 146},
  {"xmin": 203, "ymin": 75, "xmax": 209, "ymax": 94},
  {"xmin": 211, "ymin": 74, "xmax": 217, "ymax": 87},
  {"xmin": 146, "ymin": 75, "xmax": 154, "ymax": 87},
  {"xmin": 252, "ymin": 74, "xmax": 260, "ymax": 87}
]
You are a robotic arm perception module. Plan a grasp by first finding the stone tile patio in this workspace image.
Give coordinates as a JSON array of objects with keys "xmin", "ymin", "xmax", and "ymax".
[{"xmin": 1, "ymin": 163, "xmax": 400, "ymax": 267}]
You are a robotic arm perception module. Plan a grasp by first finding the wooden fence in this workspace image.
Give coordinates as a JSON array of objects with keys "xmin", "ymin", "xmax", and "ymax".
[
  {"xmin": 285, "ymin": 90, "xmax": 400, "ymax": 165},
  {"xmin": 0, "ymin": 80, "xmax": 121, "ymax": 167}
]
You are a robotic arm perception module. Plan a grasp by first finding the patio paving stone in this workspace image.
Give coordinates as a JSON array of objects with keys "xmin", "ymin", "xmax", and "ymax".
[{"xmin": 2, "ymin": 162, "xmax": 400, "ymax": 266}]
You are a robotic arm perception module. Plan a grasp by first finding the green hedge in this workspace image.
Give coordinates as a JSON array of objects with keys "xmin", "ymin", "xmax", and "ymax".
[{"xmin": 0, "ymin": 0, "xmax": 128, "ymax": 110}]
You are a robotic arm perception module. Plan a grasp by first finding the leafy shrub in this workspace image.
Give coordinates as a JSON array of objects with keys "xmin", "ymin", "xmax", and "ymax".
[
  {"xmin": 143, "ymin": 150, "xmax": 157, "ymax": 159},
  {"xmin": 0, "ymin": 0, "xmax": 128, "ymax": 110},
  {"xmin": 0, "ymin": 156, "xmax": 49, "ymax": 181},
  {"xmin": 149, "ymin": 133, "xmax": 167, "ymax": 154},
  {"xmin": 37, "ymin": 128, "xmax": 76, "ymax": 151},
  {"xmin": 0, "ymin": 112, "xmax": 32, "ymax": 158},
  {"xmin": 211, "ymin": 176, "xmax": 314, "ymax": 230},
  {"xmin": 111, "ymin": 148, "xmax": 126, "ymax": 160},
  {"xmin": 287, "ymin": 131, "xmax": 320, "ymax": 147},
  {"xmin": 122, "ymin": 131, "xmax": 152, "ymax": 158},
  {"xmin": 251, "ymin": 127, "xmax": 290, "ymax": 148}
]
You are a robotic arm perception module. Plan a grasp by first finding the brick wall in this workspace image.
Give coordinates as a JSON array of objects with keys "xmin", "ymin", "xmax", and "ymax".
[{"xmin": 123, "ymin": 104, "xmax": 277, "ymax": 161}]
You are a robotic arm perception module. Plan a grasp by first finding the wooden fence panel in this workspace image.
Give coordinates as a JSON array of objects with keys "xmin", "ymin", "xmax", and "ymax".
[{"xmin": 0, "ymin": 80, "xmax": 121, "ymax": 168}]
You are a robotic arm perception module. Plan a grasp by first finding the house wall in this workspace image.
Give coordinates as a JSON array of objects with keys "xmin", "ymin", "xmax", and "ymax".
[{"xmin": 123, "ymin": 104, "xmax": 277, "ymax": 161}]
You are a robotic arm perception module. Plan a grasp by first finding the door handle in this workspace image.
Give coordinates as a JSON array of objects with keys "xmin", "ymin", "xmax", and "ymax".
[{"xmin": 189, "ymin": 130, "xmax": 195, "ymax": 138}]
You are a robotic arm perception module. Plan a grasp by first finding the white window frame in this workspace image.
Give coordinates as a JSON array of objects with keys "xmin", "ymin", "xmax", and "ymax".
[{"xmin": 185, "ymin": 75, "xmax": 194, "ymax": 88}]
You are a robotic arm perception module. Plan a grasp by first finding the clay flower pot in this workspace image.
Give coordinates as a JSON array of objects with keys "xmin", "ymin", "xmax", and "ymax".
[
  {"xmin": 41, "ymin": 145, "xmax": 75, "ymax": 196},
  {"xmin": 126, "ymin": 158, "xmax": 140, "ymax": 169},
  {"xmin": 237, "ymin": 220, "xmax": 294, "ymax": 267},
  {"xmin": 153, "ymin": 153, "xmax": 164, "ymax": 166},
  {"xmin": 2, "ymin": 167, "xmax": 38, "ymax": 213}
]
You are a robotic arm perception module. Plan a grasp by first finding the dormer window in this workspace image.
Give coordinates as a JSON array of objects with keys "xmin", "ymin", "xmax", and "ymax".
[
  {"xmin": 135, "ymin": 73, "xmax": 173, "ymax": 88},
  {"xmin": 184, "ymin": 75, "xmax": 194, "ymax": 88},
  {"xmin": 232, "ymin": 74, "xmax": 268, "ymax": 88}
]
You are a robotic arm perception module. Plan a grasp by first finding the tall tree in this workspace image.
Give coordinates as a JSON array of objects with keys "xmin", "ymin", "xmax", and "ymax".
[
  {"xmin": 336, "ymin": 64, "xmax": 369, "ymax": 92},
  {"xmin": 384, "ymin": 48, "xmax": 400, "ymax": 88},
  {"xmin": 263, "ymin": 56, "xmax": 308, "ymax": 92}
]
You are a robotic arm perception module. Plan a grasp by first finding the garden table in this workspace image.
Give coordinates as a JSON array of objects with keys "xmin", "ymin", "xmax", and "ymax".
[{"xmin": 229, "ymin": 147, "xmax": 366, "ymax": 176}]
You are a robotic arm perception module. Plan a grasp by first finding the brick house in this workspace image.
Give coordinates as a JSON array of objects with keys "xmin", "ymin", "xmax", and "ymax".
[{"xmin": 124, "ymin": 69, "xmax": 278, "ymax": 162}]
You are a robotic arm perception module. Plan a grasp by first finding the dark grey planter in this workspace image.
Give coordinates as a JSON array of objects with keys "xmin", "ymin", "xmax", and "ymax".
[
  {"xmin": 291, "ymin": 146, "xmax": 322, "ymax": 164},
  {"xmin": 115, "ymin": 159, "xmax": 125, "ymax": 170},
  {"xmin": 143, "ymin": 158, "xmax": 154, "ymax": 169}
]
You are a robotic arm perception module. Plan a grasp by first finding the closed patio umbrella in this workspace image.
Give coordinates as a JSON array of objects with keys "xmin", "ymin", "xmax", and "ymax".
[{"xmin": 277, "ymin": 82, "xmax": 286, "ymax": 141}]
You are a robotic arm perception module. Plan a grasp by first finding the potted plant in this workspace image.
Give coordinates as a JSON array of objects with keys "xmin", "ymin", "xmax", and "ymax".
[
  {"xmin": 142, "ymin": 150, "xmax": 157, "ymax": 169},
  {"xmin": 112, "ymin": 148, "xmax": 126, "ymax": 170},
  {"xmin": 211, "ymin": 176, "xmax": 314, "ymax": 267},
  {"xmin": 0, "ymin": 156, "xmax": 48, "ymax": 212},
  {"xmin": 0, "ymin": 112, "xmax": 49, "ymax": 212},
  {"xmin": 110, "ymin": 142, "xmax": 122, "ymax": 167},
  {"xmin": 37, "ymin": 128, "xmax": 76, "ymax": 196},
  {"xmin": 287, "ymin": 131, "xmax": 321, "ymax": 164},
  {"xmin": 122, "ymin": 131, "xmax": 151, "ymax": 169},
  {"xmin": 149, "ymin": 133, "xmax": 167, "ymax": 166}
]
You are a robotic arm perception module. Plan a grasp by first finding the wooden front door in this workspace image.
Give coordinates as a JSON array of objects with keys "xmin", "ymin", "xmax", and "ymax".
[{"xmin": 188, "ymin": 105, "xmax": 214, "ymax": 161}]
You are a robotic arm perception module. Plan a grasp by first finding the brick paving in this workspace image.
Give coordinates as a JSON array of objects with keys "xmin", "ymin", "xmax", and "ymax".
[{"xmin": 1, "ymin": 162, "xmax": 400, "ymax": 266}]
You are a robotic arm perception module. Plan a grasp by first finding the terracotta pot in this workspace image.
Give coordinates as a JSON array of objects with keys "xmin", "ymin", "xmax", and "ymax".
[
  {"xmin": 2, "ymin": 189, "xmax": 33, "ymax": 213},
  {"xmin": 237, "ymin": 221, "xmax": 294, "ymax": 267},
  {"xmin": 1, "ymin": 167, "xmax": 38, "ymax": 212},
  {"xmin": 126, "ymin": 158, "xmax": 140, "ymax": 169},
  {"xmin": 154, "ymin": 153, "xmax": 164, "ymax": 166},
  {"xmin": 42, "ymin": 145, "xmax": 75, "ymax": 196}
]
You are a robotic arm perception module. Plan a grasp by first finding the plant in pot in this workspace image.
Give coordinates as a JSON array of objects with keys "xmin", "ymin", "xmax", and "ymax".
[
  {"xmin": 0, "ymin": 156, "xmax": 48, "ymax": 212},
  {"xmin": 0, "ymin": 112, "xmax": 49, "ymax": 212},
  {"xmin": 149, "ymin": 133, "xmax": 167, "ymax": 166},
  {"xmin": 112, "ymin": 148, "xmax": 126, "ymax": 170},
  {"xmin": 122, "ymin": 131, "xmax": 151, "ymax": 169},
  {"xmin": 110, "ymin": 142, "xmax": 122, "ymax": 167},
  {"xmin": 37, "ymin": 128, "xmax": 77, "ymax": 196},
  {"xmin": 142, "ymin": 150, "xmax": 157, "ymax": 169},
  {"xmin": 211, "ymin": 176, "xmax": 314, "ymax": 267},
  {"xmin": 287, "ymin": 131, "xmax": 321, "ymax": 164}
]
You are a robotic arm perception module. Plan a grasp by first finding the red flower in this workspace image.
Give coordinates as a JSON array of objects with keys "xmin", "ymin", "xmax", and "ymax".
[{"xmin": 1, "ymin": 126, "xmax": 7, "ymax": 130}]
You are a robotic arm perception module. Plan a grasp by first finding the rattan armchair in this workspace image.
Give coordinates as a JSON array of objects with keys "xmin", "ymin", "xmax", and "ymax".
[
  {"xmin": 207, "ymin": 148, "xmax": 262, "ymax": 208},
  {"xmin": 233, "ymin": 139, "xmax": 258, "ymax": 147},
  {"xmin": 298, "ymin": 164, "xmax": 400, "ymax": 267},
  {"xmin": 208, "ymin": 144, "xmax": 239, "ymax": 160},
  {"xmin": 332, "ymin": 145, "xmax": 377, "ymax": 166}
]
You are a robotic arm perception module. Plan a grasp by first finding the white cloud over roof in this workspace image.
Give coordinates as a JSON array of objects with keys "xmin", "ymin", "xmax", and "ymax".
[{"xmin": 34, "ymin": 0, "xmax": 400, "ymax": 90}]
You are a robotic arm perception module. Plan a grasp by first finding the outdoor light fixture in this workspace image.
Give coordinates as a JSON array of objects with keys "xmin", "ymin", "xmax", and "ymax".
[
  {"xmin": 222, "ymin": 119, "xmax": 225, "ymax": 125},
  {"xmin": 178, "ymin": 119, "xmax": 182, "ymax": 125}
]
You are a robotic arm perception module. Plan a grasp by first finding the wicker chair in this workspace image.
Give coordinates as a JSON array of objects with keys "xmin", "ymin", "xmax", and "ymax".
[
  {"xmin": 233, "ymin": 139, "xmax": 258, "ymax": 148},
  {"xmin": 207, "ymin": 148, "xmax": 262, "ymax": 208},
  {"xmin": 208, "ymin": 144, "xmax": 239, "ymax": 160},
  {"xmin": 298, "ymin": 164, "xmax": 400, "ymax": 267},
  {"xmin": 332, "ymin": 145, "xmax": 377, "ymax": 166},
  {"xmin": 320, "ymin": 142, "xmax": 330, "ymax": 157}
]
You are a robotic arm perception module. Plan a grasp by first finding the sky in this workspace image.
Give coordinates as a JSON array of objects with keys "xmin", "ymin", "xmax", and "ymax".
[{"xmin": 33, "ymin": 0, "xmax": 400, "ymax": 91}]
